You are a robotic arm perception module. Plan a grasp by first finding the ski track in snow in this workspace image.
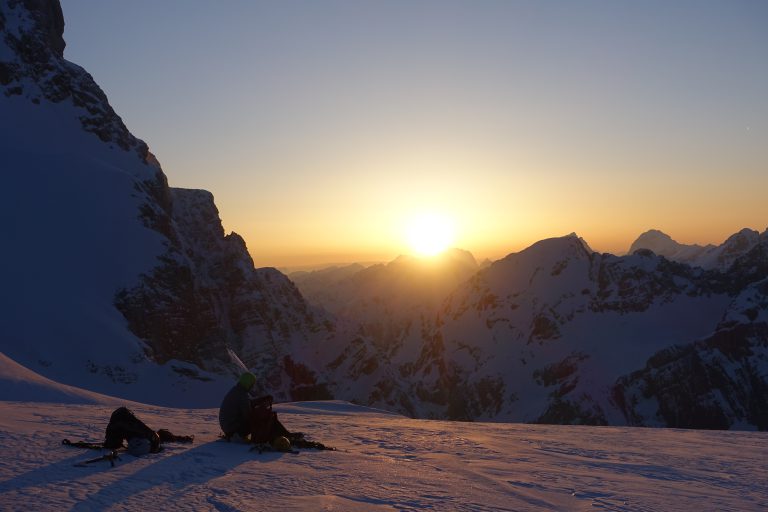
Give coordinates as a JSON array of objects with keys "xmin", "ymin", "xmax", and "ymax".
[{"xmin": 0, "ymin": 401, "xmax": 766, "ymax": 511}]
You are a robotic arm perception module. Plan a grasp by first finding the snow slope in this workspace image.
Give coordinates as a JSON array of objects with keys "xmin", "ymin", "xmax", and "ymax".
[
  {"xmin": 0, "ymin": 352, "xmax": 132, "ymax": 405},
  {"xmin": 0, "ymin": 370, "xmax": 767, "ymax": 511}
]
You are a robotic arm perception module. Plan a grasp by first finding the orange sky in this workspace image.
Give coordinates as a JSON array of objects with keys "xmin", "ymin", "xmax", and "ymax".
[{"xmin": 62, "ymin": 1, "xmax": 768, "ymax": 268}]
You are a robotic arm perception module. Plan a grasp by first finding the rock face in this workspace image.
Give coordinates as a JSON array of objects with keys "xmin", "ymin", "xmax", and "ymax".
[
  {"xmin": 1, "ymin": 0, "xmax": 333, "ymax": 405},
  {"xmin": 115, "ymin": 187, "xmax": 334, "ymax": 402},
  {"xmin": 613, "ymin": 322, "xmax": 768, "ymax": 430},
  {"xmin": 1, "ymin": 0, "xmax": 154, "ymax": 160}
]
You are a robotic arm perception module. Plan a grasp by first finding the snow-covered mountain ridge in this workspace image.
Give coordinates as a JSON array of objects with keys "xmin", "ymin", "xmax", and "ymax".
[
  {"xmin": 1, "ymin": 0, "xmax": 333, "ymax": 406},
  {"xmin": 629, "ymin": 228, "xmax": 767, "ymax": 271},
  {"xmin": 436, "ymin": 233, "xmax": 768, "ymax": 427},
  {"xmin": 304, "ymin": 233, "xmax": 768, "ymax": 429}
]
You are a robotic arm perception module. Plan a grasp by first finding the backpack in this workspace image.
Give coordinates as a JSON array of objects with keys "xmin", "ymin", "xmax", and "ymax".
[
  {"xmin": 249, "ymin": 395, "xmax": 277, "ymax": 444},
  {"xmin": 104, "ymin": 407, "xmax": 160, "ymax": 452}
]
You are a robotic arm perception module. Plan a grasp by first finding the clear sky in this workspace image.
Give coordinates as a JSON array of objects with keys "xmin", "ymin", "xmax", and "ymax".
[{"xmin": 60, "ymin": 0, "xmax": 768, "ymax": 268}]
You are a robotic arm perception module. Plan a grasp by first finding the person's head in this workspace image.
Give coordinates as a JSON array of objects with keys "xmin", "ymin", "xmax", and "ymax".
[{"xmin": 238, "ymin": 372, "xmax": 256, "ymax": 391}]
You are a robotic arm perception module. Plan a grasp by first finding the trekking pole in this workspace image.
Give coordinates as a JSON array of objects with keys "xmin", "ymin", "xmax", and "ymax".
[{"xmin": 74, "ymin": 449, "xmax": 121, "ymax": 468}]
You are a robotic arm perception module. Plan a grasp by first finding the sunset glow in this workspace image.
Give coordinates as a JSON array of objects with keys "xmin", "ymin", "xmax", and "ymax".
[
  {"xmin": 60, "ymin": 1, "xmax": 768, "ymax": 268},
  {"xmin": 406, "ymin": 213, "xmax": 455, "ymax": 257}
]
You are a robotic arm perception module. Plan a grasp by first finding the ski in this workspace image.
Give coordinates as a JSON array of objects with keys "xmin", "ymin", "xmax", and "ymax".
[
  {"xmin": 62, "ymin": 438, "xmax": 104, "ymax": 450},
  {"xmin": 73, "ymin": 450, "xmax": 121, "ymax": 468}
]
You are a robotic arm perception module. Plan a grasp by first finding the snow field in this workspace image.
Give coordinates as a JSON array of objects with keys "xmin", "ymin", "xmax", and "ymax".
[{"xmin": 0, "ymin": 400, "xmax": 766, "ymax": 511}]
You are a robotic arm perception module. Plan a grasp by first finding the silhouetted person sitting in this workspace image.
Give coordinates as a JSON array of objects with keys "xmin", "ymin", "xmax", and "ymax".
[{"xmin": 218, "ymin": 372, "xmax": 298, "ymax": 444}]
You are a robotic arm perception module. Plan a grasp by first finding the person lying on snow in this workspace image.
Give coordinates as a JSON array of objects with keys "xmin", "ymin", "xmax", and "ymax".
[
  {"xmin": 103, "ymin": 406, "xmax": 194, "ymax": 456},
  {"xmin": 218, "ymin": 372, "xmax": 304, "ymax": 449}
]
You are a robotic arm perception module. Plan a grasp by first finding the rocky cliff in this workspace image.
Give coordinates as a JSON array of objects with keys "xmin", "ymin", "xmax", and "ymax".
[{"xmin": 1, "ymin": 0, "xmax": 332, "ymax": 405}]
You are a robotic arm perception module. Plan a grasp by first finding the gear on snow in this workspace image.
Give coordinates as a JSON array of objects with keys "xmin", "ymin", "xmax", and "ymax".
[
  {"xmin": 62, "ymin": 407, "xmax": 194, "ymax": 467},
  {"xmin": 272, "ymin": 436, "xmax": 291, "ymax": 451},
  {"xmin": 219, "ymin": 373, "xmax": 337, "ymax": 452}
]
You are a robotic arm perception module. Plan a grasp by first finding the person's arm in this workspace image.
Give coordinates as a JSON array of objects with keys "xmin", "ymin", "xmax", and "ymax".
[{"xmin": 250, "ymin": 394, "xmax": 273, "ymax": 408}]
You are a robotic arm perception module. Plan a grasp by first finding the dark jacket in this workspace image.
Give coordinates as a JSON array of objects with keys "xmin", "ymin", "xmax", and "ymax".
[
  {"xmin": 104, "ymin": 407, "xmax": 161, "ymax": 452},
  {"xmin": 218, "ymin": 384, "xmax": 251, "ymax": 436}
]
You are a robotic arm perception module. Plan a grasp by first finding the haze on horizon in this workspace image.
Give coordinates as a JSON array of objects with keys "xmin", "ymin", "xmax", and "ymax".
[{"xmin": 61, "ymin": 0, "xmax": 768, "ymax": 268}]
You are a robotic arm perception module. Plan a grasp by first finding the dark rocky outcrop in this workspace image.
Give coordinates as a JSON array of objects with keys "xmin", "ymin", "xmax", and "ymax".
[
  {"xmin": 612, "ymin": 322, "xmax": 768, "ymax": 430},
  {"xmin": 2, "ymin": 0, "xmax": 335, "ymax": 402},
  {"xmin": 114, "ymin": 187, "xmax": 336, "ymax": 397},
  {"xmin": 1, "ymin": 0, "xmax": 154, "ymax": 160}
]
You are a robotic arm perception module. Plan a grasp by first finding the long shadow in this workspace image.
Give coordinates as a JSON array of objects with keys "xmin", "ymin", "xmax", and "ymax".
[
  {"xmin": 0, "ymin": 447, "xmax": 129, "ymax": 492},
  {"xmin": 71, "ymin": 441, "xmax": 288, "ymax": 510},
  {"xmin": 0, "ymin": 440, "xmax": 287, "ymax": 509}
]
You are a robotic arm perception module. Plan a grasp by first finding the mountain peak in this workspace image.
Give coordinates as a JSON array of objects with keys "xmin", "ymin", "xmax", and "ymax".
[
  {"xmin": 627, "ymin": 229, "xmax": 713, "ymax": 264},
  {"xmin": 1, "ymin": 0, "xmax": 153, "ymax": 163},
  {"xmin": 2, "ymin": 0, "xmax": 66, "ymax": 57},
  {"xmin": 492, "ymin": 234, "xmax": 593, "ymax": 280},
  {"xmin": 629, "ymin": 229, "xmax": 676, "ymax": 253},
  {"xmin": 523, "ymin": 233, "xmax": 593, "ymax": 258},
  {"xmin": 629, "ymin": 227, "xmax": 766, "ymax": 270},
  {"xmin": 729, "ymin": 227, "xmax": 760, "ymax": 241},
  {"xmin": 718, "ymin": 228, "xmax": 760, "ymax": 257}
]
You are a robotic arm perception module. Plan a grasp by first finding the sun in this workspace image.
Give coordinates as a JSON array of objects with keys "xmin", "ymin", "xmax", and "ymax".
[{"xmin": 405, "ymin": 213, "xmax": 455, "ymax": 257}]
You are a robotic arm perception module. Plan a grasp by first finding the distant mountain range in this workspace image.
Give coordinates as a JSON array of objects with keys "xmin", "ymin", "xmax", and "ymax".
[
  {"xmin": 291, "ymin": 249, "xmax": 479, "ymax": 318},
  {"xmin": 2, "ymin": 1, "xmax": 766, "ymax": 429},
  {"xmin": 297, "ymin": 231, "xmax": 767, "ymax": 429},
  {"xmin": 629, "ymin": 228, "xmax": 764, "ymax": 271}
]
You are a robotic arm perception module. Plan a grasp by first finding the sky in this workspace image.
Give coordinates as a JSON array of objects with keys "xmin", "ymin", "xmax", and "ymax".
[{"xmin": 59, "ymin": 0, "xmax": 768, "ymax": 268}]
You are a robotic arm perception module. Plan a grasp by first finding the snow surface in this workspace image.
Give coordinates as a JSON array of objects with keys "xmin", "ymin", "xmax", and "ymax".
[
  {"xmin": 0, "ymin": 352, "xmax": 135, "ymax": 406},
  {"xmin": 1, "ymin": 363, "xmax": 767, "ymax": 511}
]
